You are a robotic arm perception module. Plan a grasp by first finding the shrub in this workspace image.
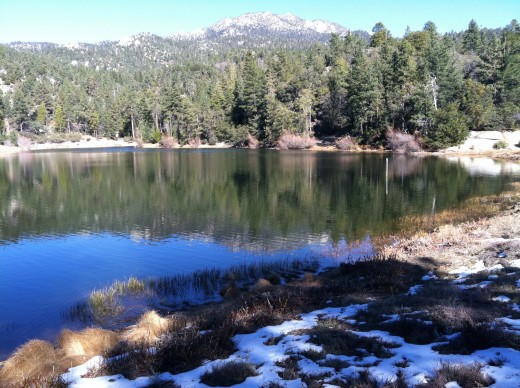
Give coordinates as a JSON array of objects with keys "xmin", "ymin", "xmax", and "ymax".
[
  {"xmin": 188, "ymin": 136, "xmax": 201, "ymax": 148},
  {"xmin": 17, "ymin": 135, "xmax": 33, "ymax": 149},
  {"xmin": 386, "ymin": 128, "xmax": 422, "ymax": 153},
  {"xmin": 160, "ymin": 136, "xmax": 178, "ymax": 148},
  {"xmin": 423, "ymin": 362, "xmax": 494, "ymax": 387},
  {"xmin": 277, "ymin": 132, "xmax": 317, "ymax": 150},
  {"xmin": 200, "ymin": 361, "xmax": 258, "ymax": 387},
  {"xmin": 246, "ymin": 133, "xmax": 259, "ymax": 149},
  {"xmin": 493, "ymin": 140, "xmax": 508, "ymax": 149},
  {"xmin": 335, "ymin": 135, "xmax": 358, "ymax": 151},
  {"xmin": 426, "ymin": 104, "xmax": 469, "ymax": 150},
  {"xmin": 8, "ymin": 130, "xmax": 18, "ymax": 145}
]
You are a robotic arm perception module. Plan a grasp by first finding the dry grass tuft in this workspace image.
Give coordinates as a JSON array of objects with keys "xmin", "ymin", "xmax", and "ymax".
[
  {"xmin": 421, "ymin": 362, "xmax": 494, "ymax": 387},
  {"xmin": 251, "ymin": 278, "xmax": 275, "ymax": 292},
  {"xmin": 122, "ymin": 310, "xmax": 171, "ymax": 344},
  {"xmin": 57, "ymin": 327, "xmax": 119, "ymax": 359},
  {"xmin": 0, "ymin": 340, "xmax": 58, "ymax": 387}
]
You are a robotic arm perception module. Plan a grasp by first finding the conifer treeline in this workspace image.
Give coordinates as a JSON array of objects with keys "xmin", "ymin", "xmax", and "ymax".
[{"xmin": 0, "ymin": 20, "xmax": 518, "ymax": 149}]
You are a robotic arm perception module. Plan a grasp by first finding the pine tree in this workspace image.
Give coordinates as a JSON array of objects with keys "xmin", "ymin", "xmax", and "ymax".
[
  {"xmin": 37, "ymin": 102, "xmax": 47, "ymax": 125},
  {"xmin": 463, "ymin": 20, "xmax": 483, "ymax": 54},
  {"xmin": 54, "ymin": 105, "xmax": 65, "ymax": 132},
  {"xmin": 11, "ymin": 88, "xmax": 29, "ymax": 131},
  {"xmin": 371, "ymin": 22, "xmax": 391, "ymax": 48}
]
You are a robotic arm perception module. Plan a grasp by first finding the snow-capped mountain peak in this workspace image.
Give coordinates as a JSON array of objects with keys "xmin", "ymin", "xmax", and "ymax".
[{"xmin": 174, "ymin": 12, "xmax": 348, "ymax": 40}]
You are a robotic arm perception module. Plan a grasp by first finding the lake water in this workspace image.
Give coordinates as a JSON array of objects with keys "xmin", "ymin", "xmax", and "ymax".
[{"xmin": 1, "ymin": 148, "xmax": 519, "ymax": 360}]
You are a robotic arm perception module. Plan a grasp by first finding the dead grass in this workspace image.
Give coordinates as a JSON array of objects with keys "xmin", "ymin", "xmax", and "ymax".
[
  {"xmin": 57, "ymin": 327, "xmax": 119, "ymax": 362},
  {"xmin": 433, "ymin": 322, "xmax": 520, "ymax": 354},
  {"xmin": 199, "ymin": 361, "xmax": 258, "ymax": 387},
  {"xmin": 275, "ymin": 355, "xmax": 300, "ymax": 380},
  {"xmin": 0, "ymin": 340, "xmax": 59, "ymax": 387},
  {"xmin": 121, "ymin": 310, "xmax": 170, "ymax": 344},
  {"xmin": 420, "ymin": 362, "xmax": 495, "ymax": 387},
  {"xmin": 329, "ymin": 254, "xmax": 424, "ymax": 295},
  {"xmin": 304, "ymin": 319, "xmax": 400, "ymax": 359}
]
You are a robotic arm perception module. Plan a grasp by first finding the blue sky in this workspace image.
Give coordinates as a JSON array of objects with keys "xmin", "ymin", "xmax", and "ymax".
[{"xmin": 0, "ymin": 0, "xmax": 518, "ymax": 44}]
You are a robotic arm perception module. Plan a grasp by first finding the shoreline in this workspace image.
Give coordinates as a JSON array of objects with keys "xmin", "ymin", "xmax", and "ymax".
[{"xmin": 1, "ymin": 135, "xmax": 520, "ymax": 161}]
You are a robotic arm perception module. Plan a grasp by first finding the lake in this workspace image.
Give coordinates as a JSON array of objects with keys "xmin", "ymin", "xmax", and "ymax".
[{"xmin": 1, "ymin": 148, "xmax": 519, "ymax": 360}]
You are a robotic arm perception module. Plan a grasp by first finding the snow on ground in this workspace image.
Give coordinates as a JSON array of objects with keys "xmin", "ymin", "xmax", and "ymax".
[{"xmin": 61, "ymin": 257, "xmax": 520, "ymax": 387}]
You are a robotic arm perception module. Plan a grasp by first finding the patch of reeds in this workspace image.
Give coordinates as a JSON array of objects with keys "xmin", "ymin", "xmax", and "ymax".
[
  {"xmin": 67, "ymin": 258, "xmax": 318, "ymax": 323},
  {"xmin": 200, "ymin": 361, "xmax": 258, "ymax": 387}
]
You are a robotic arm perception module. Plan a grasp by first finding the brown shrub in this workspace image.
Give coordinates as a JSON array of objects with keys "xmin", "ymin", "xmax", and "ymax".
[
  {"xmin": 17, "ymin": 135, "xmax": 33, "ymax": 150},
  {"xmin": 335, "ymin": 135, "xmax": 358, "ymax": 151},
  {"xmin": 188, "ymin": 136, "xmax": 201, "ymax": 148},
  {"xmin": 0, "ymin": 340, "xmax": 58, "ymax": 387},
  {"xmin": 386, "ymin": 128, "xmax": 422, "ymax": 153},
  {"xmin": 246, "ymin": 133, "xmax": 259, "ymax": 149},
  {"xmin": 57, "ymin": 327, "xmax": 119, "ymax": 359},
  {"xmin": 277, "ymin": 132, "xmax": 317, "ymax": 150},
  {"xmin": 122, "ymin": 310, "xmax": 171, "ymax": 344},
  {"xmin": 160, "ymin": 136, "xmax": 178, "ymax": 149},
  {"xmin": 251, "ymin": 278, "xmax": 275, "ymax": 292}
]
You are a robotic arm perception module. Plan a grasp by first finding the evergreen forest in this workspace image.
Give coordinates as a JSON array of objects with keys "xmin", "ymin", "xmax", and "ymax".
[{"xmin": 0, "ymin": 19, "xmax": 519, "ymax": 150}]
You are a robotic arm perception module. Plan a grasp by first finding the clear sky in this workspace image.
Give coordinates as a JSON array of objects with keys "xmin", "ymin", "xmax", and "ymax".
[{"xmin": 0, "ymin": 0, "xmax": 518, "ymax": 44}]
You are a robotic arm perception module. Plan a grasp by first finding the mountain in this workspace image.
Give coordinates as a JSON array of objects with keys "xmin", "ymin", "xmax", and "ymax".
[
  {"xmin": 174, "ymin": 12, "xmax": 349, "ymax": 40},
  {"xmin": 5, "ymin": 12, "xmax": 368, "ymax": 71}
]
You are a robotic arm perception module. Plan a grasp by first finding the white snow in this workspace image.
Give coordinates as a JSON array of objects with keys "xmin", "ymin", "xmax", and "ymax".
[{"xmin": 493, "ymin": 295, "xmax": 511, "ymax": 303}]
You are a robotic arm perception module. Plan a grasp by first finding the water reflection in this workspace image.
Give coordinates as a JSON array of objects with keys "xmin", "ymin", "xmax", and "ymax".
[{"xmin": 0, "ymin": 150, "xmax": 518, "ymax": 250}]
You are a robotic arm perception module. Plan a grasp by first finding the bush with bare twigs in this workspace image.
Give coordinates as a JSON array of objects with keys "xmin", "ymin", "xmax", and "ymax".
[
  {"xmin": 335, "ymin": 135, "xmax": 358, "ymax": 151},
  {"xmin": 160, "ymin": 135, "xmax": 178, "ymax": 148},
  {"xmin": 277, "ymin": 132, "xmax": 317, "ymax": 150},
  {"xmin": 246, "ymin": 133, "xmax": 259, "ymax": 148},
  {"xmin": 386, "ymin": 128, "xmax": 422, "ymax": 153},
  {"xmin": 188, "ymin": 136, "xmax": 201, "ymax": 148}
]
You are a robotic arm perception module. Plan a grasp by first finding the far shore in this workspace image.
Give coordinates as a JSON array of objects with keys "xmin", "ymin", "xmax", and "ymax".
[{"xmin": 1, "ymin": 132, "xmax": 520, "ymax": 161}]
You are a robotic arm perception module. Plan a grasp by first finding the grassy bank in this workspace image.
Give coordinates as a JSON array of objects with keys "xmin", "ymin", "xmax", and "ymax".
[{"xmin": 1, "ymin": 183, "xmax": 520, "ymax": 387}]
